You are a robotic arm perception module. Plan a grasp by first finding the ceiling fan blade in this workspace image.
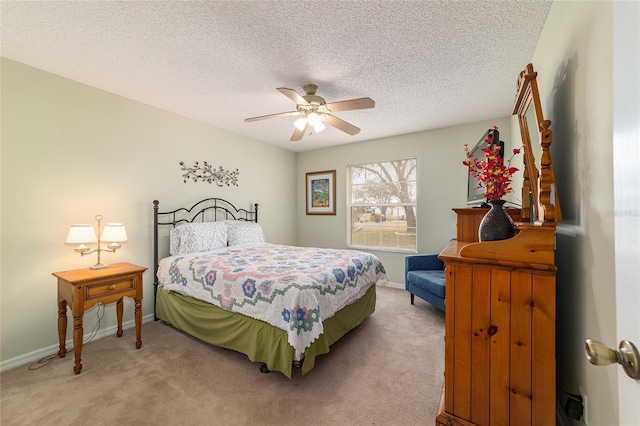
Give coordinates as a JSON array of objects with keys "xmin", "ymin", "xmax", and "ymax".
[
  {"xmin": 325, "ymin": 97, "xmax": 375, "ymax": 112},
  {"xmin": 244, "ymin": 111, "xmax": 301, "ymax": 122},
  {"xmin": 277, "ymin": 88, "xmax": 310, "ymax": 106},
  {"xmin": 324, "ymin": 114, "xmax": 361, "ymax": 136},
  {"xmin": 290, "ymin": 121, "xmax": 308, "ymax": 141}
]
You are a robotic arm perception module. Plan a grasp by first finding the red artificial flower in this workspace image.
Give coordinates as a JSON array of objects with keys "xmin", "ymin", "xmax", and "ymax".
[{"xmin": 463, "ymin": 126, "xmax": 521, "ymax": 201}]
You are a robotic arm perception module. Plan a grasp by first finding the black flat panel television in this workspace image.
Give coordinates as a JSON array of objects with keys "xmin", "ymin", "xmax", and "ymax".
[{"xmin": 466, "ymin": 128, "xmax": 504, "ymax": 206}]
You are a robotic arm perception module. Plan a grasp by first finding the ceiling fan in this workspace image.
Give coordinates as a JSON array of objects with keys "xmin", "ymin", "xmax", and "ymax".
[{"xmin": 244, "ymin": 84, "xmax": 375, "ymax": 141}]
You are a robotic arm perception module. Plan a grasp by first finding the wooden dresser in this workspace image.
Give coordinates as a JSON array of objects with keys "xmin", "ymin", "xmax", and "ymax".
[{"xmin": 436, "ymin": 208, "xmax": 556, "ymax": 426}]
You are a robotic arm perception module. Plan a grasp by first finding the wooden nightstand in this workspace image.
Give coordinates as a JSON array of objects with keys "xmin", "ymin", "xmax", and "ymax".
[{"xmin": 53, "ymin": 262, "xmax": 147, "ymax": 374}]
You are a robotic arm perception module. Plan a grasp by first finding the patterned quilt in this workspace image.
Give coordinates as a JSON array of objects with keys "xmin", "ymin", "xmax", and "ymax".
[{"xmin": 157, "ymin": 243, "xmax": 387, "ymax": 357}]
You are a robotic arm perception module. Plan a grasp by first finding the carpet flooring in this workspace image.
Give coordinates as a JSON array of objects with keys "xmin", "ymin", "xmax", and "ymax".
[{"xmin": 0, "ymin": 285, "xmax": 444, "ymax": 426}]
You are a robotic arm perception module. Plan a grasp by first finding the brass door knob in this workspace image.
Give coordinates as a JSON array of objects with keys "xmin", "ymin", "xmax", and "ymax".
[{"xmin": 585, "ymin": 339, "xmax": 640, "ymax": 380}]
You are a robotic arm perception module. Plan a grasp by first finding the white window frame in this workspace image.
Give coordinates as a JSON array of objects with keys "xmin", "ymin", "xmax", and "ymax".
[{"xmin": 347, "ymin": 158, "xmax": 417, "ymax": 253}]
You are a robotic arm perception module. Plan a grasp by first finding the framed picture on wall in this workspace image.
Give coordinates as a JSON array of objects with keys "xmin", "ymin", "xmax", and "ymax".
[{"xmin": 306, "ymin": 170, "xmax": 336, "ymax": 215}]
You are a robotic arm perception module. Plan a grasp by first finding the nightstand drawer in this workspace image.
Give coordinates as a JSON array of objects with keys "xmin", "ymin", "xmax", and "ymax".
[{"xmin": 85, "ymin": 277, "xmax": 135, "ymax": 299}]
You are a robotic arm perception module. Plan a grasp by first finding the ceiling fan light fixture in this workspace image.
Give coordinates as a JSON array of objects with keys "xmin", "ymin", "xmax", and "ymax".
[
  {"xmin": 312, "ymin": 121, "xmax": 325, "ymax": 133},
  {"xmin": 307, "ymin": 112, "xmax": 326, "ymax": 133},
  {"xmin": 307, "ymin": 112, "xmax": 321, "ymax": 127},
  {"xmin": 294, "ymin": 117, "xmax": 307, "ymax": 131}
]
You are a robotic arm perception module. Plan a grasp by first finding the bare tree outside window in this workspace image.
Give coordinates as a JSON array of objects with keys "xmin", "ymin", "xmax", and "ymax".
[{"xmin": 349, "ymin": 158, "xmax": 416, "ymax": 252}]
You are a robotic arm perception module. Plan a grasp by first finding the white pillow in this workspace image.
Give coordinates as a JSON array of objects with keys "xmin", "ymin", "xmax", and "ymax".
[
  {"xmin": 169, "ymin": 221, "xmax": 228, "ymax": 256},
  {"xmin": 225, "ymin": 220, "xmax": 265, "ymax": 246}
]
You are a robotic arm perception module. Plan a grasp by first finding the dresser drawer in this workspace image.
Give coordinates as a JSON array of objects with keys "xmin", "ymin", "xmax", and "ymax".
[{"xmin": 85, "ymin": 277, "xmax": 135, "ymax": 299}]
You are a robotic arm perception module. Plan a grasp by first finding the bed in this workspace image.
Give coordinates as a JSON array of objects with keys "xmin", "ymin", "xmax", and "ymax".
[{"xmin": 153, "ymin": 198, "xmax": 387, "ymax": 378}]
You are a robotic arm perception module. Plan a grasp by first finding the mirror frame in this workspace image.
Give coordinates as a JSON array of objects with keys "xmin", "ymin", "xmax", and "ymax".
[{"xmin": 512, "ymin": 63, "xmax": 562, "ymax": 224}]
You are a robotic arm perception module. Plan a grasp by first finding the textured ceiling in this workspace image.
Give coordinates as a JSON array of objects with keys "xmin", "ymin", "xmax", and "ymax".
[{"xmin": 1, "ymin": 1, "xmax": 551, "ymax": 153}]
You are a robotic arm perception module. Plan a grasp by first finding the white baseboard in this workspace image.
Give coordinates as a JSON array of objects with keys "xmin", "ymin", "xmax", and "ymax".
[
  {"xmin": 0, "ymin": 313, "xmax": 156, "ymax": 373},
  {"xmin": 377, "ymin": 281, "xmax": 404, "ymax": 290}
]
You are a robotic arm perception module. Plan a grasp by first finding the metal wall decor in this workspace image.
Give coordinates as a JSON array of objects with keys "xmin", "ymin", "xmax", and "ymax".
[{"xmin": 180, "ymin": 161, "xmax": 239, "ymax": 186}]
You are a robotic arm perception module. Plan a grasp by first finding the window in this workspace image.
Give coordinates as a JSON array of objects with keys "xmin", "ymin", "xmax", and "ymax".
[{"xmin": 348, "ymin": 158, "xmax": 417, "ymax": 252}]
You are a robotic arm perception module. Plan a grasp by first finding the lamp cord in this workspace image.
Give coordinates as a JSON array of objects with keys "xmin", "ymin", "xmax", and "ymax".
[
  {"xmin": 557, "ymin": 385, "xmax": 583, "ymax": 402},
  {"xmin": 28, "ymin": 302, "xmax": 105, "ymax": 370},
  {"xmin": 84, "ymin": 302, "xmax": 105, "ymax": 344}
]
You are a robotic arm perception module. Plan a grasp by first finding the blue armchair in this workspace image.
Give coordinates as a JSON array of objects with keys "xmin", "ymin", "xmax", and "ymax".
[{"xmin": 405, "ymin": 254, "xmax": 446, "ymax": 311}]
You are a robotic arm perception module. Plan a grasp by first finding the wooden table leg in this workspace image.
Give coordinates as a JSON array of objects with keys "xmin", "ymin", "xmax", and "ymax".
[
  {"xmin": 72, "ymin": 315, "xmax": 83, "ymax": 374},
  {"xmin": 57, "ymin": 300, "xmax": 67, "ymax": 358},
  {"xmin": 135, "ymin": 298, "xmax": 142, "ymax": 349},
  {"xmin": 116, "ymin": 298, "xmax": 124, "ymax": 337}
]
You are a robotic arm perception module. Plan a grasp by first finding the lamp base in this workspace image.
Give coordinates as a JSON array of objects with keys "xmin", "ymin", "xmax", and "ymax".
[{"xmin": 90, "ymin": 263, "xmax": 108, "ymax": 270}]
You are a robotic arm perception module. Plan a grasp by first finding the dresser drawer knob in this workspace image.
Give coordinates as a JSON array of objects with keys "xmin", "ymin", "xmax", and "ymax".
[
  {"xmin": 488, "ymin": 325, "xmax": 498, "ymax": 336},
  {"xmin": 108, "ymin": 285, "xmax": 116, "ymax": 290}
]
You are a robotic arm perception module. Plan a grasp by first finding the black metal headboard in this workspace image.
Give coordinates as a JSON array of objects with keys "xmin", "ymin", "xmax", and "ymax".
[{"xmin": 152, "ymin": 198, "xmax": 258, "ymax": 318}]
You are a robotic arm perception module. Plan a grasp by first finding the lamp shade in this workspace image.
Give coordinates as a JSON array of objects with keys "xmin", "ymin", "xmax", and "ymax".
[
  {"xmin": 101, "ymin": 223, "xmax": 127, "ymax": 243},
  {"xmin": 294, "ymin": 116, "xmax": 307, "ymax": 131},
  {"xmin": 312, "ymin": 120, "xmax": 325, "ymax": 133},
  {"xmin": 307, "ymin": 112, "xmax": 325, "ymax": 133},
  {"xmin": 65, "ymin": 224, "xmax": 98, "ymax": 245},
  {"xmin": 307, "ymin": 112, "xmax": 321, "ymax": 126}
]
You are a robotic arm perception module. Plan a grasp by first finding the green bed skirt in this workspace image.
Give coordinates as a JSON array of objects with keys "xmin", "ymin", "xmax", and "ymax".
[{"xmin": 155, "ymin": 284, "xmax": 377, "ymax": 378}]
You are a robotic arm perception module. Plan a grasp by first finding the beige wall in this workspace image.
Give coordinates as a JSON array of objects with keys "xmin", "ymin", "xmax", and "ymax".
[
  {"xmin": 296, "ymin": 116, "xmax": 513, "ymax": 284},
  {"xmin": 533, "ymin": 2, "xmax": 617, "ymax": 425},
  {"xmin": 0, "ymin": 58, "xmax": 297, "ymax": 363}
]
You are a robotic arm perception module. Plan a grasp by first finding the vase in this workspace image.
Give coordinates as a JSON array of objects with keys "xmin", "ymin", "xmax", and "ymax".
[{"xmin": 478, "ymin": 199, "xmax": 516, "ymax": 242}]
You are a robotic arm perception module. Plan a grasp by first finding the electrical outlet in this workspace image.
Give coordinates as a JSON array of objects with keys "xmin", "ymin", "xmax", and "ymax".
[
  {"xmin": 579, "ymin": 386, "xmax": 589, "ymax": 425},
  {"xmin": 565, "ymin": 398, "xmax": 583, "ymax": 420}
]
